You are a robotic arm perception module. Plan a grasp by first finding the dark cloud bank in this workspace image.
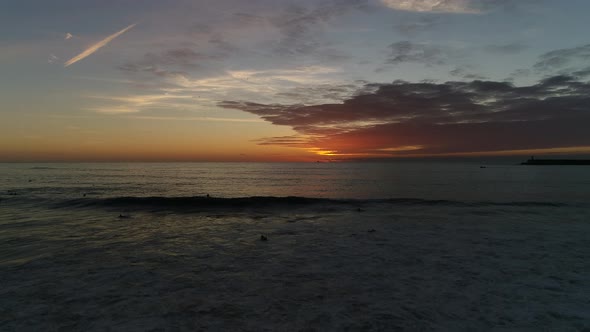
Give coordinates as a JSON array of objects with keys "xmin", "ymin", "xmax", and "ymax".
[{"xmin": 220, "ymin": 75, "xmax": 590, "ymax": 157}]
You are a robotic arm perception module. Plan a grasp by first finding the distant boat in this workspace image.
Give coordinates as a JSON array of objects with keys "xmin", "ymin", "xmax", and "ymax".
[{"xmin": 521, "ymin": 156, "xmax": 590, "ymax": 165}]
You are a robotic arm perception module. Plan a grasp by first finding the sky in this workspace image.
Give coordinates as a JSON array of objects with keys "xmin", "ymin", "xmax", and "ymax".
[{"xmin": 2, "ymin": 0, "xmax": 590, "ymax": 162}]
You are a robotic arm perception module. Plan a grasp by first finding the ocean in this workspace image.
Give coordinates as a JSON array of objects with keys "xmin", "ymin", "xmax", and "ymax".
[{"xmin": 1, "ymin": 162, "xmax": 589, "ymax": 331}]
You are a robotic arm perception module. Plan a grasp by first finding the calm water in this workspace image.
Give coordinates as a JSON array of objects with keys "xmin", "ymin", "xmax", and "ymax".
[
  {"xmin": 1, "ymin": 161, "xmax": 590, "ymax": 202},
  {"xmin": 1, "ymin": 162, "xmax": 589, "ymax": 330}
]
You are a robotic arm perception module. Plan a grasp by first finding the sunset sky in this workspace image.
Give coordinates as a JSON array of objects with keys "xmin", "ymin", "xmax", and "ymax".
[{"xmin": 2, "ymin": 0, "xmax": 590, "ymax": 161}]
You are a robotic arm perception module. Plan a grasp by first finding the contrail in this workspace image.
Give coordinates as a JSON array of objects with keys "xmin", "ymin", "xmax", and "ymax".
[{"xmin": 64, "ymin": 24, "xmax": 136, "ymax": 67}]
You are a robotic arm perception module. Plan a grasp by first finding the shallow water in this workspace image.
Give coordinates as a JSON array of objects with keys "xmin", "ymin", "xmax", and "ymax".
[{"xmin": 1, "ymin": 162, "xmax": 589, "ymax": 330}]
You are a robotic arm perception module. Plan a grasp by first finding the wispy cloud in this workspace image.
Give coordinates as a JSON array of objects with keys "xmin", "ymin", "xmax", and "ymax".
[
  {"xmin": 118, "ymin": 47, "xmax": 217, "ymax": 78},
  {"xmin": 387, "ymin": 41, "xmax": 449, "ymax": 66},
  {"xmin": 64, "ymin": 24, "xmax": 136, "ymax": 67},
  {"xmin": 394, "ymin": 16, "xmax": 445, "ymax": 36},
  {"xmin": 533, "ymin": 44, "xmax": 590, "ymax": 73},
  {"xmin": 87, "ymin": 93, "xmax": 194, "ymax": 114},
  {"xmin": 48, "ymin": 114, "xmax": 264, "ymax": 123},
  {"xmin": 380, "ymin": 0, "xmax": 480, "ymax": 14},
  {"xmin": 379, "ymin": 0, "xmax": 530, "ymax": 14},
  {"xmin": 508, "ymin": 43, "xmax": 590, "ymax": 81},
  {"xmin": 48, "ymin": 54, "xmax": 59, "ymax": 64},
  {"xmin": 484, "ymin": 42, "xmax": 528, "ymax": 55},
  {"xmin": 124, "ymin": 115, "xmax": 265, "ymax": 123},
  {"xmin": 155, "ymin": 66, "xmax": 346, "ymax": 105},
  {"xmin": 269, "ymin": 1, "xmax": 367, "ymax": 56},
  {"xmin": 449, "ymin": 66, "xmax": 486, "ymax": 80}
]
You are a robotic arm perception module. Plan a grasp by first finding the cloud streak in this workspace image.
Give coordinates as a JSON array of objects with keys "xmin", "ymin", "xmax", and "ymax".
[
  {"xmin": 380, "ymin": 0, "xmax": 480, "ymax": 13},
  {"xmin": 534, "ymin": 44, "xmax": 590, "ymax": 72},
  {"xmin": 379, "ymin": 0, "xmax": 532, "ymax": 14},
  {"xmin": 387, "ymin": 41, "xmax": 449, "ymax": 66},
  {"xmin": 65, "ymin": 24, "xmax": 136, "ymax": 67}
]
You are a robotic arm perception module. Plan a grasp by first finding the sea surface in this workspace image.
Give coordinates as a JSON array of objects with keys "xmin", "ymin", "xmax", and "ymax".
[{"xmin": 1, "ymin": 162, "xmax": 589, "ymax": 331}]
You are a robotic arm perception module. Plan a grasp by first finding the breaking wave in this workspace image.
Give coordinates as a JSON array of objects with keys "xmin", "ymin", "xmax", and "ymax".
[{"xmin": 50, "ymin": 195, "xmax": 574, "ymax": 211}]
